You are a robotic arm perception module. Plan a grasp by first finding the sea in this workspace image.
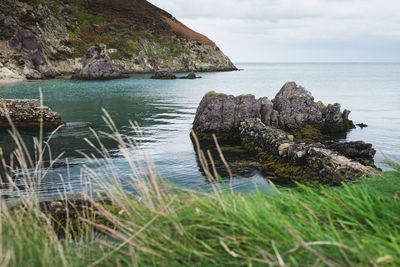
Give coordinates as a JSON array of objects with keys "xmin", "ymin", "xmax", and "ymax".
[{"xmin": 0, "ymin": 63, "xmax": 399, "ymax": 199}]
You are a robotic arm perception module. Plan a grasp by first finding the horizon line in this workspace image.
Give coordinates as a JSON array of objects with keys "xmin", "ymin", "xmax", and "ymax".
[{"xmin": 234, "ymin": 61, "xmax": 400, "ymax": 64}]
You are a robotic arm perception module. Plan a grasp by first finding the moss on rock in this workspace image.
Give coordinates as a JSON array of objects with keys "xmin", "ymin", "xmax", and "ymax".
[
  {"xmin": 322, "ymin": 120, "xmax": 356, "ymax": 134},
  {"xmin": 291, "ymin": 125, "xmax": 324, "ymax": 143},
  {"xmin": 190, "ymin": 131, "xmax": 241, "ymax": 147},
  {"xmin": 242, "ymin": 138, "xmax": 320, "ymax": 185}
]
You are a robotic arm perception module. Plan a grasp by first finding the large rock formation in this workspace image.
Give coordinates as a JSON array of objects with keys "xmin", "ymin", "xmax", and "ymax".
[
  {"xmin": 192, "ymin": 82, "xmax": 376, "ymax": 184},
  {"xmin": 193, "ymin": 92, "xmax": 279, "ymax": 134},
  {"xmin": 0, "ymin": 0, "xmax": 236, "ymax": 80},
  {"xmin": 193, "ymin": 82, "xmax": 354, "ymax": 135},
  {"xmin": 0, "ymin": 99, "xmax": 65, "ymax": 129},
  {"xmin": 72, "ymin": 44, "xmax": 122, "ymax": 80}
]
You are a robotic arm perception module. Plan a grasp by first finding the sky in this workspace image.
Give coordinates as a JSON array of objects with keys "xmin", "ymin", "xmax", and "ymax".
[{"xmin": 148, "ymin": 0, "xmax": 400, "ymax": 62}]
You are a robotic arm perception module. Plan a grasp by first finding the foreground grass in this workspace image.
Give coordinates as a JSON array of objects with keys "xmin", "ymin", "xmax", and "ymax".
[
  {"xmin": 1, "ymin": 167, "xmax": 399, "ymax": 266},
  {"xmin": 0, "ymin": 110, "xmax": 398, "ymax": 266}
]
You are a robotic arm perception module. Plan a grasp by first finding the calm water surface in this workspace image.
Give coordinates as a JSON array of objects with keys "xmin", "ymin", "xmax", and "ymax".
[{"xmin": 0, "ymin": 63, "xmax": 399, "ymax": 198}]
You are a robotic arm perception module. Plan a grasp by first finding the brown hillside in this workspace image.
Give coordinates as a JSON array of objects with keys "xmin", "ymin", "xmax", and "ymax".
[{"xmin": 75, "ymin": 0, "xmax": 215, "ymax": 46}]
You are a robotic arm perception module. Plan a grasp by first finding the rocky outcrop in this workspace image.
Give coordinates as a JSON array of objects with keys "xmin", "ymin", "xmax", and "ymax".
[
  {"xmin": 151, "ymin": 68, "xmax": 176, "ymax": 79},
  {"xmin": 239, "ymin": 119, "xmax": 374, "ymax": 184},
  {"xmin": 326, "ymin": 141, "xmax": 376, "ymax": 167},
  {"xmin": 192, "ymin": 82, "xmax": 376, "ymax": 184},
  {"xmin": 193, "ymin": 92, "xmax": 271, "ymax": 133},
  {"xmin": 0, "ymin": 0, "xmax": 236, "ymax": 80},
  {"xmin": 0, "ymin": 99, "xmax": 65, "ymax": 129},
  {"xmin": 193, "ymin": 82, "xmax": 352, "ymax": 135},
  {"xmin": 273, "ymin": 82, "xmax": 355, "ymax": 132},
  {"xmin": 72, "ymin": 44, "xmax": 123, "ymax": 80}
]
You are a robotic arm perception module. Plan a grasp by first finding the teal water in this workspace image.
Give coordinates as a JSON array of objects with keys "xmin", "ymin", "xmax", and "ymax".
[{"xmin": 0, "ymin": 63, "xmax": 399, "ymax": 198}]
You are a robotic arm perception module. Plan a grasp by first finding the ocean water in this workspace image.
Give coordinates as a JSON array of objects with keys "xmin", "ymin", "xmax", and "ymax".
[{"xmin": 0, "ymin": 63, "xmax": 399, "ymax": 198}]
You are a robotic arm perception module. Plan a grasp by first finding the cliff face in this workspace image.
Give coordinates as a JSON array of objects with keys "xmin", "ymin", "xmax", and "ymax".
[{"xmin": 0, "ymin": 0, "xmax": 236, "ymax": 79}]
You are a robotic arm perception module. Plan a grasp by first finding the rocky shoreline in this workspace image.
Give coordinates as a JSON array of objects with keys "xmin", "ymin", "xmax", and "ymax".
[
  {"xmin": 192, "ymin": 82, "xmax": 377, "ymax": 185},
  {"xmin": 0, "ymin": 0, "xmax": 237, "ymax": 81},
  {"xmin": 0, "ymin": 78, "xmax": 25, "ymax": 84}
]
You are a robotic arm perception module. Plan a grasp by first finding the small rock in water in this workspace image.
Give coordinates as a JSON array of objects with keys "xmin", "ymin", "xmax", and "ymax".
[
  {"xmin": 151, "ymin": 68, "xmax": 176, "ymax": 79},
  {"xmin": 179, "ymin": 71, "xmax": 202, "ymax": 79},
  {"xmin": 356, "ymin": 123, "xmax": 368, "ymax": 128}
]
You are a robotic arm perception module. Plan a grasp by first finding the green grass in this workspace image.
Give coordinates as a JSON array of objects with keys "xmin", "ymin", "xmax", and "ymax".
[
  {"xmin": 1, "ymin": 169, "xmax": 399, "ymax": 266},
  {"xmin": 0, "ymin": 111, "xmax": 398, "ymax": 266}
]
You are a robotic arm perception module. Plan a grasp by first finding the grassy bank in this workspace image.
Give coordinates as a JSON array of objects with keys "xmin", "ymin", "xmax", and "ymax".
[
  {"xmin": 0, "ymin": 111, "xmax": 399, "ymax": 266},
  {"xmin": 1, "ymin": 168, "xmax": 399, "ymax": 266}
]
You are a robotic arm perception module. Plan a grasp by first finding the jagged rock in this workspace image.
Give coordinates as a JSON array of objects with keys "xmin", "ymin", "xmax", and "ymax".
[
  {"xmin": 239, "ymin": 118, "xmax": 375, "ymax": 184},
  {"xmin": 192, "ymin": 92, "xmax": 280, "ymax": 134},
  {"xmin": 273, "ymin": 82, "xmax": 355, "ymax": 133},
  {"xmin": 259, "ymin": 97, "xmax": 280, "ymax": 127},
  {"xmin": 0, "ymin": 11, "xmax": 58, "ymax": 80},
  {"xmin": 0, "ymin": 67, "xmax": 23, "ymax": 79},
  {"xmin": 326, "ymin": 141, "xmax": 376, "ymax": 166},
  {"xmin": 24, "ymin": 68, "xmax": 42, "ymax": 80},
  {"xmin": 72, "ymin": 44, "xmax": 123, "ymax": 80},
  {"xmin": 192, "ymin": 83, "xmax": 376, "ymax": 184},
  {"xmin": 193, "ymin": 83, "xmax": 355, "ymax": 136},
  {"xmin": 0, "ymin": 99, "xmax": 65, "ymax": 129},
  {"xmin": 151, "ymin": 68, "xmax": 176, "ymax": 79},
  {"xmin": 193, "ymin": 92, "xmax": 270, "ymax": 133}
]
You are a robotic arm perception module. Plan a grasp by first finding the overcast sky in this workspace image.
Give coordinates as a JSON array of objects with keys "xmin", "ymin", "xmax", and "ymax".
[{"xmin": 148, "ymin": 0, "xmax": 400, "ymax": 62}]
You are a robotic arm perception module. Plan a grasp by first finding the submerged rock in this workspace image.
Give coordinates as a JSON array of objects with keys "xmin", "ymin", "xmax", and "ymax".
[
  {"xmin": 72, "ymin": 44, "xmax": 124, "ymax": 80},
  {"xmin": 151, "ymin": 68, "xmax": 176, "ymax": 79},
  {"xmin": 0, "ymin": 99, "xmax": 65, "ymax": 129}
]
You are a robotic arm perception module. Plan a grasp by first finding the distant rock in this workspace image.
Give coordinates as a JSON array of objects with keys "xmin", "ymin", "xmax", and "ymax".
[
  {"xmin": 0, "ymin": 67, "xmax": 23, "ymax": 79},
  {"xmin": 72, "ymin": 44, "xmax": 124, "ymax": 80},
  {"xmin": 151, "ymin": 68, "xmax": 176, "ymax": 79},
  {"xmin": 0, "ymin": 0, "xmax": 236, "ymax": 79},
  {"xmin": 179, "ymin": 71, "xmax": 202, "ymax": 79},
  {"xmin": 0, "ymin": 0, "xmax": 237, "ymax": 79},
  {"xmin": 357, "ymin": 123, "xmax": 368, "ymax": 128}
]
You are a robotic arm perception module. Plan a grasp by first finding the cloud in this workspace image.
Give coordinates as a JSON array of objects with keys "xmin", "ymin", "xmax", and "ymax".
[{"xmin": 148, "ymin": 0, "xmax": 400, "ymax": 62}]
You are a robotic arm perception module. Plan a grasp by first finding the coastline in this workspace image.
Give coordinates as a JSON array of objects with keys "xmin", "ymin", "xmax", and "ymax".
[{"xmin": 0, "ymin": 78, "xmax": 26, "ymax": 85}]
